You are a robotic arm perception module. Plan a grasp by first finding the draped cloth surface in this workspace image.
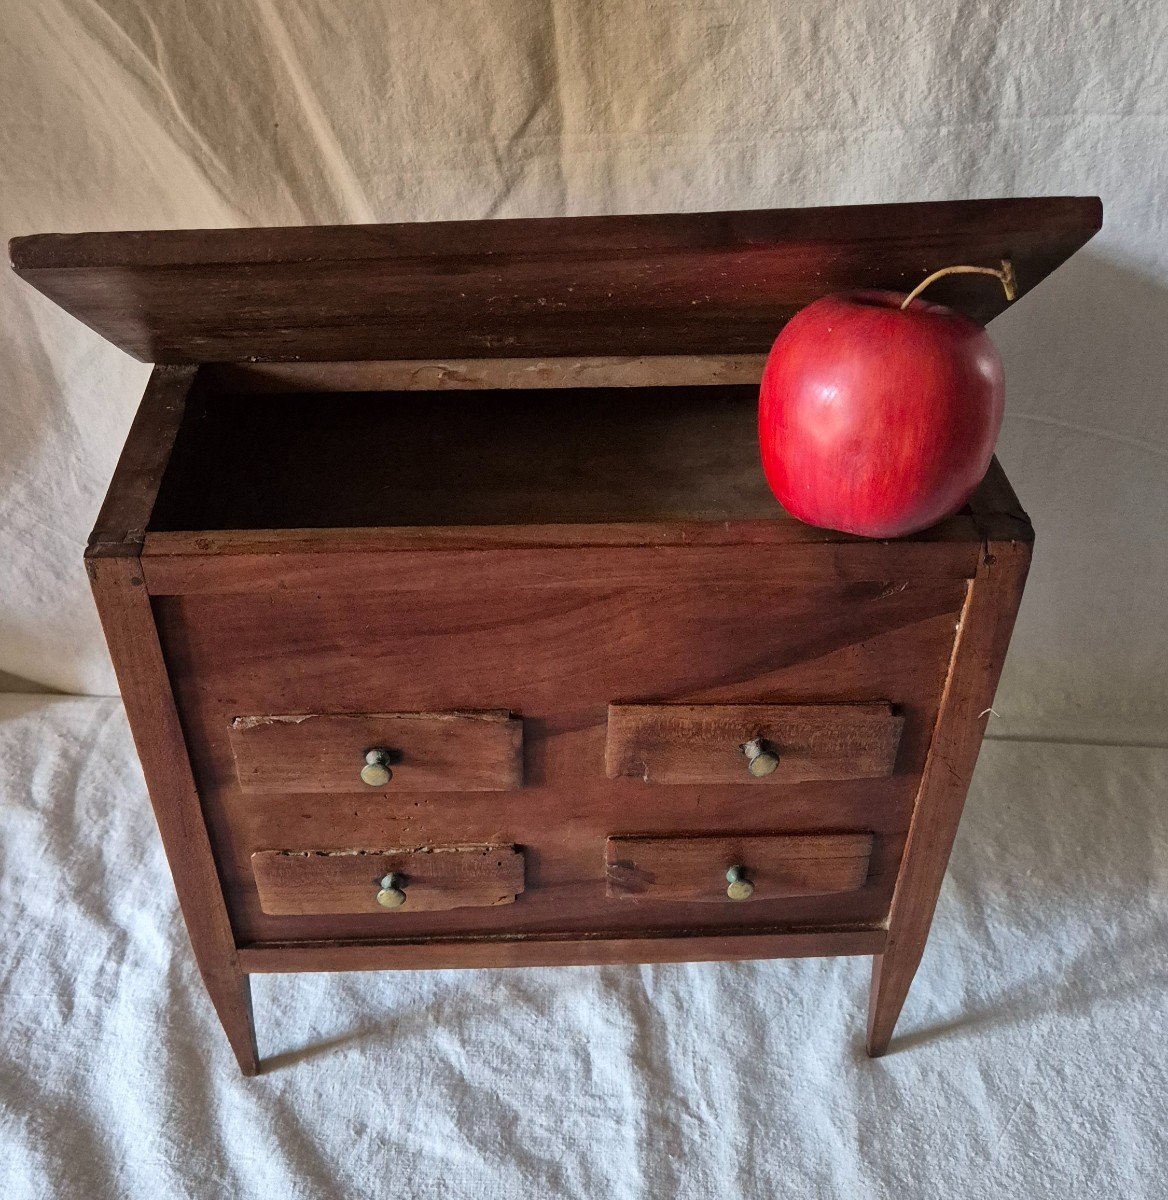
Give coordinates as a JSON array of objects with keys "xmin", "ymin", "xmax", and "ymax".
[
  {"xmin": 1, "ymin": 3, "xmax": 1166, "ymax": 1194},
  {"xmin": 1, "ymin": 696, "xmax": 1164, "ymax": 1197}
]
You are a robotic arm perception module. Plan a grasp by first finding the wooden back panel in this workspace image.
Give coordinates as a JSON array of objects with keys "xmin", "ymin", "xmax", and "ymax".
[{"xmin": 11, "ymin": 198, "xmax": 1100, "ymax": 363}]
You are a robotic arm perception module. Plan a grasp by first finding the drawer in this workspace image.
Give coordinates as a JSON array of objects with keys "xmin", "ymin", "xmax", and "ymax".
[
  {"xmin": 606, "ymin": 703, "xmax": 903, "ymax": 784},
  {"xmin": 606, "ymin": 833, "xmax": 873, "ymax": 902},
  {"xmin": 230, "ymin": 710, "xmax": 523, "ymax": 793},
  {"xmin": 251, "ymin": 844, "xmax": 525, "ymax": 915}
]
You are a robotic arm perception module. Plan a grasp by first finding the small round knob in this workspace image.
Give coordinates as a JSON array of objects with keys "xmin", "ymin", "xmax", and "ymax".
[
  {"xmin": 375, "ymin": 873, "xmax": 407, "ymax": 908},
  {"xmin": 726, "ymin": 865, "xmax": 754, "ymax": 901},
  {"xmin": 742, "ymin": 737, "xmax": 779, "ymax": 778},
  {"xmin": 360, "ymin": 748, "xmax": 393, "ymax": 787}
]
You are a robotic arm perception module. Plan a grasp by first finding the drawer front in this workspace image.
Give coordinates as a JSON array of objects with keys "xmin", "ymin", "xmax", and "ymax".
[
  {"xmin": 252, "ymin": 845, "xmax": 525, "ymax": 915},
  {"xmin": 230, "ymin": 711, "xmax": 523, "ymax": 793},
  {"xmin": 606, "ymin": 703, "xmax": 903, "ymax": 784},
  {"xmin": 156, "ymin": 568, "xmax": 966, "ymax": 943},
  {"xmin": 606, "ymin": 833, "xmax": 873, "ymax": 902}
]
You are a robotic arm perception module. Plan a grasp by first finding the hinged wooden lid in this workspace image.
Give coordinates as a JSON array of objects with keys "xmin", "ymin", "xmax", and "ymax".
[{"xmin": 9, "ymin": 197, "xmax": 1100, "ymax": 364}]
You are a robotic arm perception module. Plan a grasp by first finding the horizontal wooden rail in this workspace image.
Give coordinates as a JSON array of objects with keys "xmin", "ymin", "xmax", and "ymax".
[{"xmin": 238, "ymin": 926, "xmax": 887, "ymax": 973}]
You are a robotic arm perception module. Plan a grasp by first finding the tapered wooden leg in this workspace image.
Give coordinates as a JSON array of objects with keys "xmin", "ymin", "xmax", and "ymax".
[
  {"xmin": 866, "ymin": 947, "xmax": 921, "ymax": 1057},
  {"xmin": 864, "ymin": 524, "xmax": 1034, "ymax": 1058},
  {"xmin": 202, "ymin": 963, "xmax": 260, "ymax": 1076},
  {"xmin": 87, "ymin": 487, "xmax": 263, "ymax": 1080}
]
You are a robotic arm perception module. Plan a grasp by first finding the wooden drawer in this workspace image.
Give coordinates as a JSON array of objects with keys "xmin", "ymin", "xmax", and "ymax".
[
  {"xmin": 606, "ymin": 833, "xmax": 873, "ymax": 902},
  {"xmin": 606, "ymin": 703, "xmax": 903, "ymax": 784},
  {"xmin": 252, "ymin": 844, "xmax": 525, "ymax": 915},
  {"xmin": 230, "ymin": 711, "xmax": 523, "ymax": 793}
]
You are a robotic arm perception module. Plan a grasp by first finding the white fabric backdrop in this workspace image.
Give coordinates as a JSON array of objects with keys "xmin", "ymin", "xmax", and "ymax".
[
  {"xmin": 2, "ymin": 8, "xmax": 1167, "ymax": 1195},
  {"xmin": 2, "ymin": 2, "xmax": 1166, "ymax": 735},
  {"xmin": 2, "ymin": 696, "xmax": 1164, "ymax": 1197}
]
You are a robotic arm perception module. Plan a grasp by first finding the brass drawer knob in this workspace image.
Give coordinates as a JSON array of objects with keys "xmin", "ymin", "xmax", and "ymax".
[
  {"xmin": 360, "ymin": 748, "xmax": 394, "ymax": 787},
  {"xmin": 376, "ymin": 872, "xmax": 407, "ymax": 908},
  {"xmin": 726, "ymin": 865, "xmax": 754, "ymax": 901},
  {"xmin": 742, "ymin": 737, "xmax": 779, "ymax": 777}
]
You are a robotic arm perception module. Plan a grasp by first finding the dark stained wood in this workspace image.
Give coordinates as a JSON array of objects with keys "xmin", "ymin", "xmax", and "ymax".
[
  {"xmin": 606, "ymin": 833, "xmax": 873, "ymax": 902},
  {"xmin": 606, "ymin": 703, "xmax": 903, "ymax": 784},
  {"xmin": 140, "ymin": 540, "xmax": 983, "ymax": 595},
  {"xmin": 84, "ymin": 365, "xmax": 260, "ymax": 1074},
  {"xmin": 866, "ymin": 534, "xmax": 1033, "ymax": 1056},
  {"xmin": 88, "ymin": 365, "xmax": 198, "ymax": 555},
  {"xmin": 230, "ymin": 711, "xmax": 523, "ymax": 794},
  {"xmin": 251, "ymin": 845, "xmax": 525, "ymax": 916},
  {"xmin": 85, "ymin": 553, "xmax": 259, "ymax": 1076},
  {"xmin": 237, "ymin": 925, "xmax": 887, "ymax": 973},
  {"xmin": 206, "ymin": 354, "xmax": 769, "ymax": 393},
  {"xmin": 220, "ymin": 781, "xmax": 910, "ymax": 869},
  {"xmin": 967, "ymin": 456, "xmax": 1035, "ymax": 543},
  {"xmin": 153, "ymin": 383, "xmax": 802, "ymax": 532},
  {"xmin": 153, "ymin": 568, "xmax": 964, "ymax": 946},
  {"xmin": 10, "ymin": 198, "xmax": 1101, "ymax": 363},
  {"xmin": 58, "ymin": 202, "xmax": 1062, "ymax": 1071},
  {"xmin": 140, "ymin": 378, "xmax": 1001, "ymax": 556},
  {"xmin": 148, "ymin": 384, "xmax": 782, "ymax": 531},
  {"xmin": 143, "ymin": 518, "xmax": 983, "ymax": 554}
]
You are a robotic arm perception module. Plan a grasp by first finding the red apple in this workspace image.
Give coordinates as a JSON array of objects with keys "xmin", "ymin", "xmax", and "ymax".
[{"xmin": 758, "ymin": 287, "xmax": 1005, "ymax": 538}]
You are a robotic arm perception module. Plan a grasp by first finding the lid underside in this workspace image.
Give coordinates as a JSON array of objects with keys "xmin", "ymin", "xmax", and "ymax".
[{"xmin": 9, "ymin": 197, "xmax": 1101, "ymax": 364}]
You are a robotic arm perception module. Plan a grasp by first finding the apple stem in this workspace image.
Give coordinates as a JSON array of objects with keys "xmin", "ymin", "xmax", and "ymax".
[{"xmin": 900, "ymin": 260, "xmax": 1017, "ymax": 310}]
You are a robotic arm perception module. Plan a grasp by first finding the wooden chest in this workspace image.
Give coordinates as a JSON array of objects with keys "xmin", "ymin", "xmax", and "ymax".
[{"xmin": 11, "ymin": 197, "xmax": 1100, "ymax": 1074}]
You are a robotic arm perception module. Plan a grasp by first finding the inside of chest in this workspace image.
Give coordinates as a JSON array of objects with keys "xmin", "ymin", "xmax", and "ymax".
[{"xmin": 148, "ymin": 376, "xmax": 783, "ymax": 531}]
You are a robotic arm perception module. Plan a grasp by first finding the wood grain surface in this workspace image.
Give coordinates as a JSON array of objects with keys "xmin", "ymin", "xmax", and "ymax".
[
  {"xmin": 605, "ymin": 703, "xmax": 903, "ymax": 784},
  {"xmin": 69, "ymin": 200, "xmax": 1054, "ymax": 1070},
  {"xmin": 11, "ymin": 197, "xmax": 1100, "ymax": 362},
  {"xmin": 605, "ymin": 833, "xmax": 874, "ymax": 902},
  {"xmin": 149, "ymin": 384, "xmax": 784, "ymax": 531},
  {"xmin": 87, "ymin": 365, "xmax": 198, "ymax": 555},
  {"xmin": 84, "ymin": 367, "xmax": 262, "ymax": 1074},
  {"xmin": 205, "ymin": 354, "xmax": 769, "ymax": 393},
  {"xmin": 230, "ymin": 711, "xmax": 523, "ymax": 794},
  {"xmin": 153, "ymin": 566, "xmax": 967, "ymax": 945},
  {"xmin": 87, "ymin": 551, "xmax": 260, "ymax": 1076},
  {"xmin": 237, "ymin": 926, "xmax": 887, "ymax": 973},
  {"xmin": 140, "ymin": 537, "xmax": 984, "ymax": 595},
  {"xmin": 866, "ymin": 533, "xmax": 1033, "ymax": 1055},
  {"xmin": 251, "ymin": 845, "xmax": 525, "ymax": 916}
]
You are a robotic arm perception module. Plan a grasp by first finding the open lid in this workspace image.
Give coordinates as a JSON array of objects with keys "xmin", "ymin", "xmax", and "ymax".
[{"xmin": 10, "ymin": 197, "xmax": 1100, "ymax": 364}]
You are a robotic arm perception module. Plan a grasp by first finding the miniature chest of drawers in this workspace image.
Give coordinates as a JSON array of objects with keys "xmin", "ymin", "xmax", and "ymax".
[{"xmin": 11, "ymin": 197, "xmax": 1100, "ymax": 1074}]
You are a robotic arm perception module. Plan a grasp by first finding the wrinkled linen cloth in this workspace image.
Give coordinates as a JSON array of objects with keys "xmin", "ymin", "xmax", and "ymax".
[
  {"xmin": 2, "ymin": 1, "xmax": 1167, "ymax": 1193},
  {"xmin": 1, "ymin": 694, "xmax": 1164, "ymax": 1198}
]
